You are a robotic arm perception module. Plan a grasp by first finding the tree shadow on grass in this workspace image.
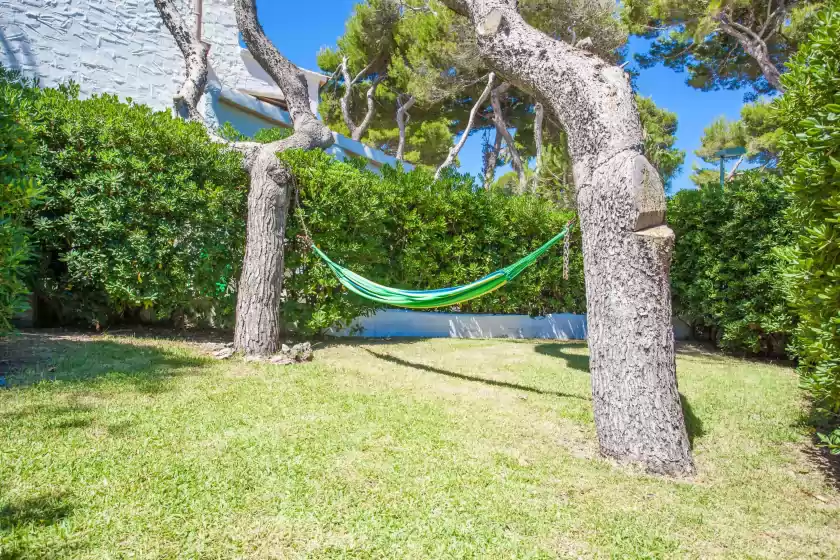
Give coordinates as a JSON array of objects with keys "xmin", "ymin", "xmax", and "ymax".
[
  {"xmin": 680, "ymin": 393, "xmax": 706, "ymax": 448},
  {"xmin": 0, "ymin": 492, "xmax": 72, "ymax": 530},
  {"xmin": 363, "ymin": 348, "xmax": 589, "ymax": 400},
  {"xmin": 533, "ymin": 342, "xmax": 590, "ymax": 373},
  {"xmin": 797, "ymin": 408, "xmax": 840, "ymax": 491},
  {"xmin": 802, "ymin": 444, "xmax": 840, "ymax": 492},
  {"xmin": 0, "ymin": 492, "xmax": 78, "ymax": 559},
  {"xmin": 1, "ymin": 403, "xmax": 96, "ymax": 433},
  {"xmin": 1, "ymin": 332, "xmax": 209, "ymax": 395}
]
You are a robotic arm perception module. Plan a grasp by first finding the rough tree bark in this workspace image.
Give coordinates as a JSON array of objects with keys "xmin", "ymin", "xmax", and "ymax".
[
  {"xmin": 440, "ymin": 0, "xmax": 694, "ymax": 475},
  {"xmin": 155, "ymin": 0, "xmax": 333, "ymax": 356},
  {"xmin": 490, "ymin": 82, "xmax": 526, "ymax": 192},
  {"xmin": 153, "ymin": 0, "xmax": 210, "ymax": 120},
  {"xmin": 396, "ymin": 94, "xmax": 415, "ymax": 161},
  {"xmin": 435, "ymin": 72, "xmax": 495, "ymax": 180},
  {"xmin": 340, "ymin": 56, "xmax": 385, "ymax": 141}
]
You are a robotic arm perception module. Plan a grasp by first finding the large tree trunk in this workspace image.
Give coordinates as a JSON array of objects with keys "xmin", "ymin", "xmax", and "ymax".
[
  {"xmin": 233, "ymin": 151, "xmax": 292, "ymax": 355},
  {"xmin": 231, "ymin": 0, "xmax": 332, "ymax": 355},
  {"xmin": 442, "ymin": 0, "xmax": 694, "ymax": 475},
  {"xmin": 157, "ymin": 0, "xmax": 333, "ymax": 357}
]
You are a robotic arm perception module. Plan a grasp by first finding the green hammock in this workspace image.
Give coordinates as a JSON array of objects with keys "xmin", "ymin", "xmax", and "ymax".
[{"xmin": 309, "ymin": 225, "xmax": 571, "ymax": 309}]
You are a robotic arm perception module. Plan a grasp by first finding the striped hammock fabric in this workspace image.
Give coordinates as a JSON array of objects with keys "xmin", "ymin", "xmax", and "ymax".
[{"xmin": 309, "ymin": 225, "xmax": 571, "ymax": 309}]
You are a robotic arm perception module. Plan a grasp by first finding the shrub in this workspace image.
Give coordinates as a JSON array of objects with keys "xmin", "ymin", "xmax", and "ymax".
[
  {"xmin": 775, "ymin": 0, "xmax": 840, "ymax": 451},
  {"xmin": 8, "ymin": 75, "xmax": 583, "ymax": 334},
  {"xmin": 26, "ymin": 84, "xmax": 248, "ymax": 327},
  {"xmin": 0, "ymin": 70, "xmax": 42, "ymax": 332},
  {"xmin": 668, "ymin": 171, "xmax": 792, "ymax": 354},
  {"xmin": 281, "ymin": 150, "xmax": 584, "ymax": 334}
]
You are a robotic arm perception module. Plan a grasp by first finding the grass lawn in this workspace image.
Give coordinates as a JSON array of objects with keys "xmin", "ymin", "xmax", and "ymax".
[{"xmin": 1, "ymin": 332, "xmax": 838, "ymax": 558}]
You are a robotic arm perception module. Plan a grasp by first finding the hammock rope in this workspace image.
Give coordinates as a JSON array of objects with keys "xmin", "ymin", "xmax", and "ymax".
[{"xmin": 293, "ymin": 186, "xmax": 572, "ymax": 309}]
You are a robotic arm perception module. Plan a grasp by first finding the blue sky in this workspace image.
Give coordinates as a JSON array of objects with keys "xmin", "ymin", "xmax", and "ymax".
[{"xmin": 258, "ymin": 1, "xmax": 748, "ymax": 192}]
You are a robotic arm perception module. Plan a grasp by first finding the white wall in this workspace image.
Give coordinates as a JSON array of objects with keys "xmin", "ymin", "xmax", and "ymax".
[
  {"xmin": 0, "ymin": 0, "xmax": 245, "ymax": 112},
  {"xmin": 330, "ymin": 309, "xmax": 693, "ymax": 341},
  {"xmin": 1, "ymin": 0, "xmax": 408, "ymax": 171},
  {"xmin": 331, "ymin": 310, "xmax": 589, "ymax": 340}
]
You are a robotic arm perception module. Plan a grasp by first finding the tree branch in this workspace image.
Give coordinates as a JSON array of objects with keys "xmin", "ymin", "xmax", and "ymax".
[
  {"xmin": 234, "ymin": 0, "xmax": 333, "ymax": 150},
  {"xmin": 483, "ymin": 128, "xmax": 503, "ymax": 187},
  {"xmin": 153, "ymin": 0, "xmax": 210, "ymax": 121},
  {"xmin": 340, "ymin": 56, "xmax": 385, "ymax": 142},
  {"xmin": 435, "ymin": 72, "xmax": 495, "ymax": 181},
  {"xmin": 396, "ymin": 94, "xmax": 416, "ymax": 161},
  {"xmin": 760, "ymin": 1, "xmax": 788, "ymax": 39},
  {"xmin": 490, "ymin": 82, "xmax": 526, "ymax": 192},
  {"xmin": 533, "ymin": 101, "xmax": 544, "ymax": 189},
  {"xmin": 726, "ymin": 154, "xmax": 744, "ymax": 181},
  {"xmin": 716, "ymin": 12, "xmax": 783, "ymax": 91}
]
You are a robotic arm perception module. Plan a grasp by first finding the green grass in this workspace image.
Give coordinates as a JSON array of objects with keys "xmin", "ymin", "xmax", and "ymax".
[{"xmin": 1, "ymin": 334, "xmax": 838, "ymax": 558}]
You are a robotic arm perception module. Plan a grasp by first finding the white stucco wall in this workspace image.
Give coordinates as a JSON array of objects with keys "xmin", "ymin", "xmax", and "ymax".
[
  {"xmin": 0, "ymin": 0, "xmax": 241, "ymax": 111},
  {"xmin": 1, "ymin": 0, "xmax": 408, "ymax": 171},
  {"xmin": 329, "ymin": 310, "xmax": 693, "ymax": 341}
]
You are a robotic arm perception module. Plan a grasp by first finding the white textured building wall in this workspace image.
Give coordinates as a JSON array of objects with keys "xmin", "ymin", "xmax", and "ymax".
[
  {"xmin": 329, "ymin": 310, "xmax": 693, "ymax": 341},
  {"xmin": 0, "ymin": 0, "xmax": 246, "ymax": 112},
  {"xmin": 0, "ymin": 0, "xmax": 412, "ymax": 172}
]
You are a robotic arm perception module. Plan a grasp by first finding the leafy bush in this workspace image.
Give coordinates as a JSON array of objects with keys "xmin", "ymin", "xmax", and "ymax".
[
  {"xmin": 775, "ymin": 0, "xmax": 840, "ymax": 451},
  {"xmin": 8, "ymin": 75, "xmax": 582, "ymax": 334},
  {"xmin": 668, "ymin": 171, "xmax": 792, "ymax": 353},
  {"xmin": 282, "ymin": 150, "xmax": 584, "ymax": 334},
  {"xmin": 0, "ymin": 70, "xmax": 42, "ymax": 332},
  {"xmin": 25, "ymin": 83, "xmax": 248, "ymax": 327}
]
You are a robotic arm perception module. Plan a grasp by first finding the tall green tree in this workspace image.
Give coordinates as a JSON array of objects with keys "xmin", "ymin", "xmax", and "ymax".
[
  {"xmin": 321, "ymin": 0, "xmax": 682, "ymax": 194},
  {"xmin": 691, "ymin": 98, "xmax": 782, "ymax": 185},
  {"xmin": 624, "ymin": 0, "xmax": 822, "ymax": 96}
]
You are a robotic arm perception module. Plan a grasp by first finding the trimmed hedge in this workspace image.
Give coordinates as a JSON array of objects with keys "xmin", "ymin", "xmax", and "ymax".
[
  {"xmin": 281, "ymin": 150, "xmax": 584, "ymax": 334},
  {"xmin": 5, "ymin": 74, "xmax": 583, "ymax": 333},
  {"xmin": 668, "ymin": 171, "xmax": 792, "ymax": 354},
  {"xmin": 24, "ymin": 82, "xmax": 249, "ymax": 327},
  {"xmin": 0, "ymin": 70, "xmax": 42, "ymax": 332},
  {"xmin": 775, "ymin": 0, "xmax": 840, "ymax": 452}
]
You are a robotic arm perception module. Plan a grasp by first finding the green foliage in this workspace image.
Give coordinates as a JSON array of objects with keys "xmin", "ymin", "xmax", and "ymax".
[
  {"xmin": 281, "ymin": 150, "xmax": 585, "ymax": 334},
  {"xmin": 624, "ymin": 0, "xmax": 822, "ymax": 96},
  {"xmin": 532, "ymin": 142, "xmax": 575, "ymax": 208},
  {"xmin": 668, "ymin": 171, "xmax": 792, "ymax": 353},
  {"xmin": 317, "ymin": 0, "xmax": 630, "ymax": 171},
  {"xmin": 0, "ymin": 69, "xmax": 42, "ymax": 332},
  {"xmin": 774, "ymin": 0, "xmax": 840, "ymax": 445},
  {"xmin": 692, "ymin": 99, "xmax": 782, "ymax": 185},
  {"xmin": 24, "ymin": 83, "xmax": 248, "ymax": 327},
  {"xmin": 637, "ymin": 95, "xmax": 685, "ymax": 189}
]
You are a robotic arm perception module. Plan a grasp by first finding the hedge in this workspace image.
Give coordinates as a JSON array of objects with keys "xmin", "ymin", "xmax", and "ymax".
[
  {"xmin": 775, "ymin": 0, "xmax": 840, "ymax": 452},
  {"xmin": 668, "ymin": 171, "xmax": 792, "ymax": 354},
  {"xmin": 281, "ymin": 150, "xmax": 584, "ymax": 334},
  {"xmin": 3, "ymin": 73, "xmax": 584, "ymax": 333},
  {"xmin": 0, "ymin": 70, "xmax": 42, "ymax": 332},
  {"xmin": 22, "ymin": 80, "xmax": 249, "ymax": 327}
]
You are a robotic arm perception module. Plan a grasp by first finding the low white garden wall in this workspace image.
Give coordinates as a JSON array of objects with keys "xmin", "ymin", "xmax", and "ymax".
[{"xmin": 329, "ymin": 310, "xmax": 692, "ymax": 340}]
